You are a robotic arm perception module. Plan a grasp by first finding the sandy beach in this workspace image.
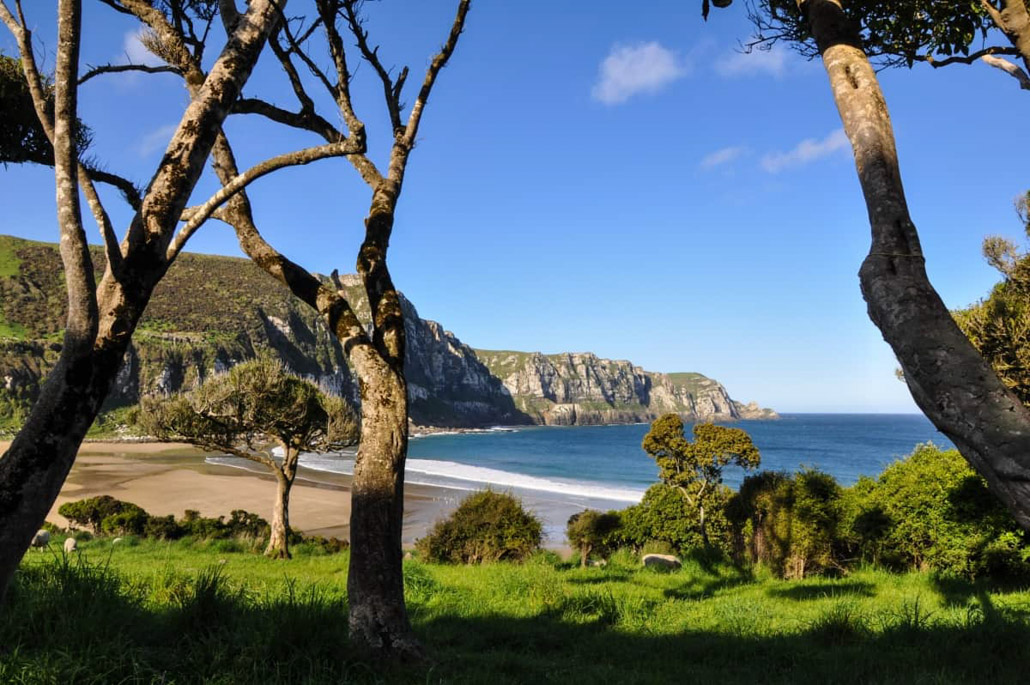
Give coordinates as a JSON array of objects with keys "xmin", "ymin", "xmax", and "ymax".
[{"xmin": 1, "ymin": 441, "xmax": 460, "ymax": 545}]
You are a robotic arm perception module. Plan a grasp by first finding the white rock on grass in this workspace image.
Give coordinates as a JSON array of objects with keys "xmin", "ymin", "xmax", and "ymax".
[{"xmin": 642, "ymin": 553, "xmax": 681, "ymax": 570}]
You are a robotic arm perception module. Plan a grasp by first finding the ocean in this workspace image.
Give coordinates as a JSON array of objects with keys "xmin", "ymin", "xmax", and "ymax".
[{"xmin": 208, "ymin": 413, "xmax": 955, "ymax": 543}]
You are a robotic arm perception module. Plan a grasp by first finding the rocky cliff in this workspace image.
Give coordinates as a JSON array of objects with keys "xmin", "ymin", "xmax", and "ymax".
[{"xmin": 0, "ymin": 235, "xmax": 774, "ymax": 430}]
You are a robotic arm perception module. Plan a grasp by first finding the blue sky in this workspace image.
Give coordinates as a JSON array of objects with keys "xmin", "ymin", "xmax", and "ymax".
[{"xmin": 2, "ymin": 1, "xmax": 1028, "ymax": 414}]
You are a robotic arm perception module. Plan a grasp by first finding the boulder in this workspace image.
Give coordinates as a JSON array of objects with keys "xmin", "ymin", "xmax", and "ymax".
[
  {"xmin": 30, "ymin": 530, "xmax": 50, "ymax": 548},
  {"xmin": 63, "ymin": 537, "xmax": 77, "ymax": 553},
  {"xmin": 642, "ymin": 553, "xmax": 681, "ymax": 570}
]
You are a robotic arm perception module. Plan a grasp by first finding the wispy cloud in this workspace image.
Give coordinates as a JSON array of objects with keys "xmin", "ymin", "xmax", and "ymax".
[
  {"xmin": 591, "ymin": 42, "xmax": 688, "ymax": 105},
  {"xmin": 715, "ymin": 45, "xmax": 789, "ymax": 78},
  {"xmin": 137, "ymin": 124, "xmax": 177, "ymax": 157},
  {"xmin": 122, "ymin": 29, "xmax": 163, "ymax": 67},
  {"xmin": 760, "ymin": 129, "xmax": 850, "ymax": 173},
  {"xmin": 699, "ymin": 145, "xmax": 748, "ymax": 170}
]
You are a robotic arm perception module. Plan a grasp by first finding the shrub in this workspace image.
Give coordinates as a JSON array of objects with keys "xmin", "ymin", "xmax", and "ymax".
[
  {"xmin": 100, "ymin": 503, "xmax": 150, "ymax": 536},
  {"xmin": 845, "ymin": 443, "xmax": 1030, "ymax": 578},
  {"xmin": 416, "ymin": 490, "xmax": 542, "ymax": 564},
  {"xmin": 617, "ymin": 483, "xmax": 733, "ymax": 556},
  {"xmin": 727, "ymin": 468, "xmax": 845, "ymax": 579},
  {"xmin": 58, "ymin": 495, "xmax": 134, "ymax": 533},
  {"xmin": 144, "ymin": 515, "xmax": 184, "ymax": 540},
  {"xmin": 566, "ymin": 510, "xmax": 622, "ymax": 566}
]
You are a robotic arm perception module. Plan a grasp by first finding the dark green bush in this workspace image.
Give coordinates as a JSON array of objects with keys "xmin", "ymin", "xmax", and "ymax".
[
  {"xmin": 416, "ymin": 490, "xmax": 542, "ymax": 564},
  {"xmin": 617, "ymin": 483, "xmax": 733, "ymax": 556},
  {"xmin": 100, "ymin": 503, "xmax": 150, "ymax": 536},
  {"xmin": 58, "ymin": 495, "xmax": 133, "ymax": 533},
  {"xmin": 144, "ymin": 515, "xmax": 184, "ymax": 540},
  {"xmin": 727, "ymin": 468, "xmax": 845, "ymax": 579},
  {"xmin": 566, "ymin": 510, "xmax": 622, "ymax": 566}
]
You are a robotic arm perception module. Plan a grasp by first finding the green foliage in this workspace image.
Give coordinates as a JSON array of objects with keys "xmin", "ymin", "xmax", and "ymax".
[
  {"xmin": 140, "ymin": 356, "xmax": 357, "ymax": 454},
  {"xmin": 58, "ymin": 495, "xmax": 136, "ymax": 534},
  {"xmin": 416, "ymin": 490, "xmax": 543, "ymax": 564},
  {"xmin": 143, "ymin": 515, "xmax": 184, "ymax": 540},
  {"xmin": 618, "ymin": 483, "xmax": 734, "ymax": 555},
  {"xmin": 566, "ymin": 509, "xmax": 622, "ymax": 565},
  {"xmin": 749, "ymin": 1, "xmax": 1003, "ymax": 69},
  {"xmin": 100, "ymin": 503, "xmax": 151, "ymax": 537},
  {"xmin": 845, "ymin": 443, "xmax": 1030, "ymax": 578},
  {"xmin": 641, "ymin": 414, "xmax": 760, "ymax": 544}
]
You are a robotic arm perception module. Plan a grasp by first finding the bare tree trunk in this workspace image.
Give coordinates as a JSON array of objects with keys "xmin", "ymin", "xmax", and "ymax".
[
  {"xmin": 266, "ymin": 473, "xmax": 294, "ymax": 559},
  {"xmin": 802, "ymin": 0, "xmax": 1030, "ymax": 528},
  {"xmin": 347, "ymin": 347, "xmax": 420, "ymax": 657},
  {"xmin": 266, "ymin": 446, "xmax": 299, "ymax": 559}
]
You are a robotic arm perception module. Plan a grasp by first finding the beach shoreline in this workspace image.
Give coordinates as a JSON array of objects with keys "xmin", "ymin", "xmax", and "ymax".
[{"xmin": 1, "ymin": 441, "xmax": 458, "ymax": 546}]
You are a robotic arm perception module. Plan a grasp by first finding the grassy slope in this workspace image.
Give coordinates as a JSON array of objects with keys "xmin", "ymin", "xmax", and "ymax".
[{"xmin": 8, "ymin": 538, "xmax": 1030, "ymax": 683}]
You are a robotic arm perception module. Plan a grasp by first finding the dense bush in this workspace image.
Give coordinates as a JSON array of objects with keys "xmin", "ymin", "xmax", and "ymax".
[
  {"xmin": 617, "ymin": 483, "xmax": 733, "ymax": 556},
  {"xmin": 99, "ymin": 503, "xmax": 151, "ymax": 536},
  {"xmin": 727, "ymin": 469, "xmax": 845, "ymax": 579},
  {"xmin": 845, "ymin": 443, "xmax": 1030, "ymax": 578},
  {"xmin": 58, "ymin": 495, "xmax": 132, "ymax": 533},
  {"xmin": 566, "ymin": 510, "xmax": 622, "ymax": 566},
  {"xmin": 416, "ymin": 490, "xmax": 542, "ymax": 564}
]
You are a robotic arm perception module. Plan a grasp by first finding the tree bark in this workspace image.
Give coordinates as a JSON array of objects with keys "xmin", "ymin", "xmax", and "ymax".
[
  {"xmin": 801, "ymin": 0, "xmax": 1030, "ymax": 528},
  {"xmin": 266, "ymin": 474, "xmax": 294, "ymax": 559},
  {"xmin": 266, "ymin": 446, "xmax": 299, "ymax": 559},
  {"xmin": 346, "ymin": 278, "xmax": 420, "ymax": 658},
  {"xmin": 0, "ymin": 0, "xmax": 283, "ymax": 603}
]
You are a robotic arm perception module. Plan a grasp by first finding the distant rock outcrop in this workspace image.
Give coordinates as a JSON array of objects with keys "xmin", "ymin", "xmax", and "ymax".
[{"xmin": 0, "ymin": 235, "xmax": 775, "ymax": 430}]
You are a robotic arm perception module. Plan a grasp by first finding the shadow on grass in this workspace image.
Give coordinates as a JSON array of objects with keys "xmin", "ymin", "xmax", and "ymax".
[
  {"xmin": 418, "ymin": 608, "xmax": 1030, "ymax": 684},
  {"xmin": 6, "ymin": 554, "xmax": 1030, "ymax": 684},
  {"xmin": 930, "ymin": 574, "xmax": 1030, "ymax": 615},
  {"xmin": 662, "ymin": 571, "xmax": 755, "ymax": 601},
  {"xmin": 764, "ymin": 580, "xmax": 876, "ymax": 601}
]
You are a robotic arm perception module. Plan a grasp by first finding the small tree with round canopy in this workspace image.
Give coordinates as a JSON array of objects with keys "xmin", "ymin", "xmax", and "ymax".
[
  {"xmin": 141, "ymin": 357, "xmax": 357, "ymax": 559},
  {"xmin": 641, "ymin": 414, "xmax": 761, "ymax": 546}
]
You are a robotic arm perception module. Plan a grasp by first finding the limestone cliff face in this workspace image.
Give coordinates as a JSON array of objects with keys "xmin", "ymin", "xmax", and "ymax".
[
  {"xmin": 0, "ymin": 235, "xmax": 775, "ymax": 430},
  {"xmin": 471, "ymin": 353, "xmax": 775, "ymax": 425}
]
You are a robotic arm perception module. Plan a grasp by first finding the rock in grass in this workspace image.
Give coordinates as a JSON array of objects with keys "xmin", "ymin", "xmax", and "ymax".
[
  {"xmin": 30, "ymin": 530, "xmax": 50, "ymax": 548},
  {"xmin": 642, "ymin": 553, "xmax": 681, "ymax": 570},
  {"xmin": 63, "ymin": 537, "xmax": 77, "ymax": 553}
]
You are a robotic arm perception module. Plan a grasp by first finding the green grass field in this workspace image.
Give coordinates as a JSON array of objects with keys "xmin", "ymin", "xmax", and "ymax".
[{"xmin": 5, "ymin": 537, "xmax": 1030, "ymax": 683}]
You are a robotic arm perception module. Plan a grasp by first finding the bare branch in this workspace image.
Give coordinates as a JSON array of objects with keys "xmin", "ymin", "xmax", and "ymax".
[
  {"xmin": 78, "ymin": 62, "xmax": 181, "ymax": 85},
  {"xmin": 341, "ymin": 0, "xmax": 404, "ymax": 132},
  {"xmin": 81, "ymin": 164, "xmax": 142, "ymax": 210},
  {"xmin": 402, "ymin": 0, "xmax": 471, "ymax": 149},
  {"xmin": 167, "ymin": 139, "xmax": 364, "ymax": 260},
  {"xmin": 982, "ymin": 53, "xmax": 1030, "ymax": 89},
  {"xmin": 922, "ymin": 44, "xmax": 1020, "ymax": 67},
  {"xmin": 233, "ymin": 97, "xmax": 343, "ymax": 142}
]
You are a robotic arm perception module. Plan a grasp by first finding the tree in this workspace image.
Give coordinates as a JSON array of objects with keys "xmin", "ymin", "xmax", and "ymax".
[
  {"xmin": 0, "ymin": 0, "xmax": 288, "ymax": 603},
  {"xmin": 733, "ymin": 0, "xmax": 1030, "ymax": 529},
  {"xmin": 746, "ymin": 0, "xmax": 1030, "ymax": 90},
  {"xmin": 954, "ymin": 193, "xmax": 1030, "ymax": 405},
  {"xmin": 155, "ymin": 0, "xmax": 473, "ymax": 656},
  {"xmin": 641, "ymin": 414, "xmax": 760, "ymax": 545},
  {"xmin": 141, "ymin": 358, "xmax": 357, "ymax": 559},
  {"xmin": 566, "ymin": 510, "xmax": 621, "ymax": 567}
]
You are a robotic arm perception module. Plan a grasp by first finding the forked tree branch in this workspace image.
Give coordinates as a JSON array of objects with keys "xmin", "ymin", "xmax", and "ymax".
[
  {"xmin": 922, "ymin": 44, "xmax": 1019, "ymax": 67},
  {"xmin": 167, "ymin": 139, "xmax": 365, "ymax": 260}
]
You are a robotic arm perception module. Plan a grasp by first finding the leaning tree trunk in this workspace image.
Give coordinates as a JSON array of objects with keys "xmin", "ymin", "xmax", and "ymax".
[{"xmin": 802, "ymin": 0, "xmax": 1030, "ymax": 528}]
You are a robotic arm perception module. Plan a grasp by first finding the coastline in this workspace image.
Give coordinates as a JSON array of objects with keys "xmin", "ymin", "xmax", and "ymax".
[{"xmin": 1, "ymin": 441, "xmax": 458, "ymax": 546}]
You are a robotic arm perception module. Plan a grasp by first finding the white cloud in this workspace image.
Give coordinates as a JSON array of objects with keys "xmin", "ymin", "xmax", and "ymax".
[
  {"xmin": 123, "ymin": 29, "xmax": 163, "ymax": 66},
  {"xmin": 591, "ymin": 42, "xmax": 688, "ymax": 105},
  {"xmin": 699, "ymin": 145, "xmax": 748, "ymax": 170},
  {"xmin": 760, "ymin": 128, "xmax": 850, "ymax": 173},
  {"xmin": 715, "ymin": 45, "xmax": 789, "ymax": 78},
  {"xmin": 137, "ymin": 124, "xmax": 177, "ymax": 157}
]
